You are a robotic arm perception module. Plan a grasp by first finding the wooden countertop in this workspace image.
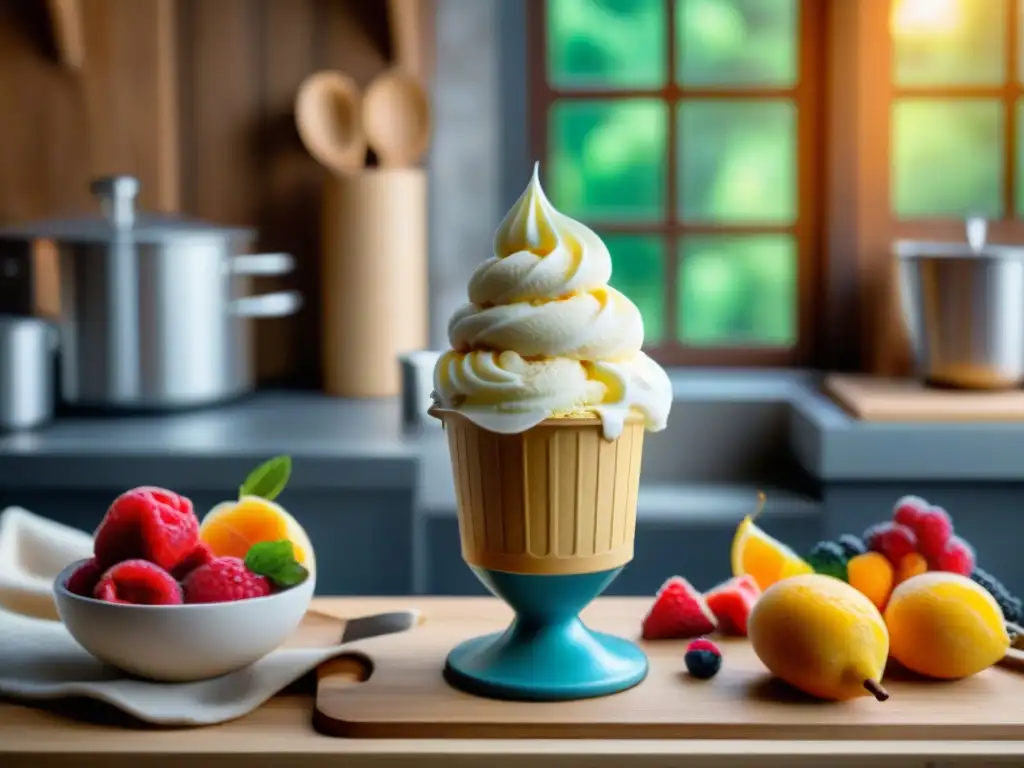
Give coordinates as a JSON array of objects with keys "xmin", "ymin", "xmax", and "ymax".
[{"xmin": 2, "ymin": 597, "xmax": 1024, "ymax": 768}]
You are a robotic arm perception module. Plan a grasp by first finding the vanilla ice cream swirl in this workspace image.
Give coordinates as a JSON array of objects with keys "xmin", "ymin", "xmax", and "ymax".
[{"xmin": 433, "ymin": 163, "xmax": 672, "ymax": 439}]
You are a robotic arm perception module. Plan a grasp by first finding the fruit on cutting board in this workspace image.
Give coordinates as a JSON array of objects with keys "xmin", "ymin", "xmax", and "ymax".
[
  {"xmin": 971, "ymin": 568, "xmax": 1023, "ymax": 624},
  {"xmin": 642, "ymin": 576, "xmax": 718, "ymax": 640},
  {"xmin": 684, "ymin": 638, "xmax": 722, "ymax": 679},
  {"xmin": 806, "ymin": 541, "xmax": 848, "ymax": 582},
  {"xmin": 884, "ymin": 571, "xmax": 1011, "ymax": 680},
  {"xmin": 704, "ymin": 574, "xmax": 760, "ymax": 636},
  {"xmin": 730, "ymin": 493, "xmax": 813, "ymax": 591},
  {"xmin": 847, "ymin": 552, "xmax": 895, "ymax": 610},
  {"xmin": 747, "ymin": 573, "xmax": 890, "ymax": 702},
  {"xmin": 199, "ymin": 456, "xmax": 316, "ymax": 573}
]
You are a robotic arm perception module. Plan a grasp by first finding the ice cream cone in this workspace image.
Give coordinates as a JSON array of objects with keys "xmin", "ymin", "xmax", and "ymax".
[{"xmin": 430, "ymin": 407, "xmax": 645, "ymax": 576}]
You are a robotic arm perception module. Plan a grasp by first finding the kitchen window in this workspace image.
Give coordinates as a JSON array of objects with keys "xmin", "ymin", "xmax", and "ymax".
[
  {"xmin": 891, "ymin": 0, "xmax": 1024, "ymax": 234},
  {"xmin": 527, "ymin": 0, "xmax": 824, "ymax": 366}
]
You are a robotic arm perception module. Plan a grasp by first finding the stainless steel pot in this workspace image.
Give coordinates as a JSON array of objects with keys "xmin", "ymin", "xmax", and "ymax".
[
  {"xmin": 0, "ymin": 315, "xmax": 57, "ymax": 431},
  {"xmin": 897, "ymin": 219, "xmax": 1024, "ymax": 390},
  {"xmin": 0, "ymin": 175, "xmax": 303, "ymax": 410}
]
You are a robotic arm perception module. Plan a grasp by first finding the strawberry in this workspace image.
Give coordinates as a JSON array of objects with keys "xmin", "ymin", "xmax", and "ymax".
[
  {"xmin": 94, "ymin": 486, "xmax": 199, "ymax": 571},
  {"xmin": 65, "ymin": 558, "xmax": 103, "ymax": 597},
  {"xmin": 704, "ymin": 575, "xmax": 761, "ymax": 636},
  {"xmin": 170, "ymin": 542, "xmax": 215, "ymax": 582},
  {"xmin": 183, "ymin": 557, "xmax": 272, "ymax": 604},
  {"xmin": 94, "ymin": 559, "xmax": 183, "ymax": 605},
  {"xmin": 641, "ymin": 576, "xmax": 717, "ymax": 641}
]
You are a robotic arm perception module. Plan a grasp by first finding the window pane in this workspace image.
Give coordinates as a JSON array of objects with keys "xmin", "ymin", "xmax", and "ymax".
[
  {"xmin": 550, "ymin": 99, "xmax": 667, "ymax": 221},
  {"xmin": 891, "ymin": 99, "xmax": 1003, "ymax": 219},
  {"xmin": 604, "ymin": 234, "xmax": 666, "ymax": 344},
  {"xmin": 547, "ymin": 0, "xmax": 666, "ymax": 89},
  {"xmin": 892, "ymin": 0, "xmax": 1005, "ymax": 87},
  {"xmin": 677, "ymin": 235, "xmax": 796, "ymax": 347},
  {"xmin": 676, "ymin": 0, "xmax": 798, "ymax": 87},
  {"xmin": 678, "ymin": 100, "xmax": 796, "ymax": 224}
]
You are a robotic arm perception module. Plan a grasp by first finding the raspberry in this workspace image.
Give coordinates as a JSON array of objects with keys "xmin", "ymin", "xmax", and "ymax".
[
  {"xmin": 892, "ymin": 495, "xmax": 929, "ymax": 528},
  {"xmin": 94, "ymin": 486, "xmax": 199, "ymax": 571},
  {"xmin": 183, "ymin": 557, "xmax": 272, "ymax": 604},
  {"xmin": 65, "ymin": 558, "xmax": 103, "ymax": 597},
  {"xmin": 908, "ymin": 506, "xmax": 953, "ymax": 561},
  {"xmin": 170, "ymin": 542, "xmax": 215, "ymax": 582},
  {"xmin": 863, "ymin": 522, "xmax": 917, "ymax": 566},
  {"xmin": 932, "ymin": 535, "xmax": 975, "ymax": 576},
  {"xmin": 94, "ymin": 559, "xmax": 183, "ymax": 605}
]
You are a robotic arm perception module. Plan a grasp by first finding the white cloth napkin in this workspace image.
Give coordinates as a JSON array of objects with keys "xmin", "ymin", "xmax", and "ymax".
[{"xmin": 0, "ymin": 506, "xmax": 419, "ymax": 726}]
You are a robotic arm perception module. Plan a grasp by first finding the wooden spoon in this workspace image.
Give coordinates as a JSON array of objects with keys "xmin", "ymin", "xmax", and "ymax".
[
  {"xmin": 387, "ymin": 0, "xmax": 422, "ymax": 76},
  {"xmin": 46, "ymin": 0, "xmax": 85, "ymax": 70},
  {"xmin": 295, "ymin": 71, "xmax": 367, "ymax": 175},
  {"xmin": 361, "ymin": 69, "xmax": 432, "ymax": 168}
]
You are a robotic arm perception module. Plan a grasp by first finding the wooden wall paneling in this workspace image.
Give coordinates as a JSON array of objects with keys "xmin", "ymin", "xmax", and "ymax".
[
  {"xmin": 315, "ymin": 0, "xmax": 389, "ymax": 87},
  {"xmin": 257, "ymin": 0, "xmax": 320, "ymax": 385},
  {"xmin": 0, "ymin": 0, "xmax": 85, "ymax": 223},
  {"xmin": 80, "ymin": 0, "xmax": 180, "ymax": 213}
]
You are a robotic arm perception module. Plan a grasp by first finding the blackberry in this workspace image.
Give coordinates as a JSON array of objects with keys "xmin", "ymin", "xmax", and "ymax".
[
  {"xmin": 970, "ymin": 568, "xmax": 1022, "ymax": 624},
  {"xmin": 807, "ymin": 541, "xmax": 848, "ymax": 582},
  {"xmin": 837, "ymin": 533, "xmax": 867, "ymax": 559}
]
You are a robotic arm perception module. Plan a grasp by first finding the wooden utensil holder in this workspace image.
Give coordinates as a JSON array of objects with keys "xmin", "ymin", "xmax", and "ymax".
[{"xmin": 321, "ymin": 169, "xmax": 428, "ymax": 398}]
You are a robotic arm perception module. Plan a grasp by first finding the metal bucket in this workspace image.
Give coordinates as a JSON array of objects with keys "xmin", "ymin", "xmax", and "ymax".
[{"xmin": 897, "ymin": 220, "xmax": 1024, "ymax": 389}]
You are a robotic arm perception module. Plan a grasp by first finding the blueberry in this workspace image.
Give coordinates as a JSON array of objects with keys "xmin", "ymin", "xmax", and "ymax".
[{"xmin": 684, "ymin": 648, "xmax": 722, "ymax": 680}]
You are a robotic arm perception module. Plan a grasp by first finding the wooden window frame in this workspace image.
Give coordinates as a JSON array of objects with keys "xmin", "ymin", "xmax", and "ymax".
[{"xmin": 526, "ymin": 0, "xmax": 826, "ymax": 367}]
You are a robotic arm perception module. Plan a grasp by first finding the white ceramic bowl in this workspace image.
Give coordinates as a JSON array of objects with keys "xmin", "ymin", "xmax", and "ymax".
[{"xmin": 53, "ymin": 559, "xmax": 316, "ymax": 682}]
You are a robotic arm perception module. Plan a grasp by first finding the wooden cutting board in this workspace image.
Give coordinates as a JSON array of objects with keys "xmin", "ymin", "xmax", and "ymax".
[
  {"xmin": 825, "ymin": 374, "xmax": 1024, "ymax": 422},
  {"xmin": 314, "ymin": 599, "xmax": 1024, "ymax": 741}
]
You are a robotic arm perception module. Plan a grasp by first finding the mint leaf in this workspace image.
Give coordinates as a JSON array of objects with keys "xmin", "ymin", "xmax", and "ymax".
[
  {"xmin": 245, "ymin": 540, "xmax": 309, "ymax": 588},
  {"xmin": 239, "ymin": 455, "xmax": 292, "ymax": 501}
]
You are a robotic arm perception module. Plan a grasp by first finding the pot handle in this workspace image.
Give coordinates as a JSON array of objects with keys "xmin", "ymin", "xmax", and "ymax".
[
  {"xmin": 232, "ymin": 290, "xmax": 303, "ymax": 318},
  {"xmin": 230, "ymin": 252, "xmax": 295, "ymax": 276}
]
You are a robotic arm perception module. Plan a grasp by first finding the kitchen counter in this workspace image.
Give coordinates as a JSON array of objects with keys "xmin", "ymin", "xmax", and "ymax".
[
  {"xmin": 0, "ymin": 393, "xmax": 419, "ymax": 491},
  {"xmin": 1, "ymin": 596, "xmax": 1021, "ymax": 768},
  {"xmin": 5, "ymin": 374, "xmax": 1024, "ymax": 489}
]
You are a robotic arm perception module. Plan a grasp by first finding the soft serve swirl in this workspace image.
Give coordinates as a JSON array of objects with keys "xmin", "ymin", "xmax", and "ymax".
[{"xmin": 432, "ymin": 163, "xmax": 672, "ymax": 439}]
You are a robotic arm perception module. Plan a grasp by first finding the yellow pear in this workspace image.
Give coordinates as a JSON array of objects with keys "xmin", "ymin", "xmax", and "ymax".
[
  {"xmin": 885, "ymin": 571, "xmax": 1010, "ymax": 680},
  {"xmin": 748, "ymin": 573, "xmax": 890, "ymax": 701}
]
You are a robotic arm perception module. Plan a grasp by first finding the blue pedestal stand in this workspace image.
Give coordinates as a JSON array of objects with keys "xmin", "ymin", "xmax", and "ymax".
[{"xmin": 444, "ymin": 567, "xmax": 648, "ymax": 701}]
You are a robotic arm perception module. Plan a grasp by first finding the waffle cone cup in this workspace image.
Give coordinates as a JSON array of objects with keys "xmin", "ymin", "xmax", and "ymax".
[{"xmin": 430, "ymin": 407, "xmax": 646, "ymax": 576}]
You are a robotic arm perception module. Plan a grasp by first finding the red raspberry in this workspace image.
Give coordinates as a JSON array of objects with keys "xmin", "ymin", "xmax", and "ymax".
[
  {"xmin": 892, "ymin": 495, "xmax": 928, "ymax": 528},
  {"xmin": 93, "ymin": 559, "xmax": 183, "ymax": 605},
  {"xmin": 94, "ymin": 486, "xmax": 199, "ymax": 571},
  {"xmin": 908, "ymin": 506, "xmax": 953, "ymax": 560},
  {"xmin": 183, "ymin": 557, "xmax": 272, "ymax": 604},
  {"xmin": 65, "ymin": 558, "xmax": 103, "ymax": 597},
  {"xmin": 863, "ymin": 522, "xmax": 917, "ymax": 566},
  {"xmin": 170, "ymin": 542, "xmax": 215, "ymax": 582},
  {"xmin": 931, "ymin": 535, "xmax": 975, "ymax": 576}
]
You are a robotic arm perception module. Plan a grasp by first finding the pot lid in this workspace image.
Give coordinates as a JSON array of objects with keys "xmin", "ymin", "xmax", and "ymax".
[
  {"xmin": 0, "ymin": 175, "xmax": 255, "ymax": 244},
  {"xmin": 895, "ymin": 217, "xmax": 1024, "ymax": 259}
]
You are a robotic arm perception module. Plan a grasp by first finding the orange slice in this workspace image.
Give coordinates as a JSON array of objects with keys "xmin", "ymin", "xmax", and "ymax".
[
  {"xmin": 199, "ymin": 495, "xmax": 316, "ymax": 572},
  {"xmin": 731, "ymin": 492, "xmax": 812, "ymax": 591}
]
